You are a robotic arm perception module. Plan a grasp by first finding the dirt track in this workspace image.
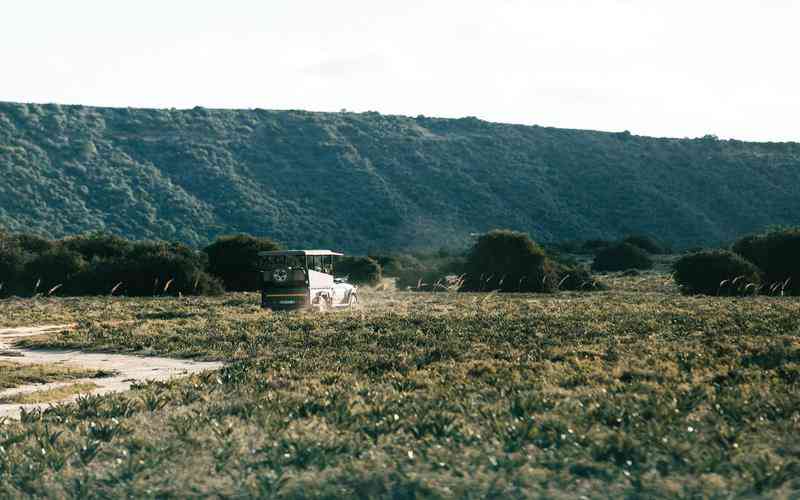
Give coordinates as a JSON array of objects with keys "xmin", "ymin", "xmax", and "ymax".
[{"xmin": 0, "ymin": 324, "xmax": 223, "ymax": 420}]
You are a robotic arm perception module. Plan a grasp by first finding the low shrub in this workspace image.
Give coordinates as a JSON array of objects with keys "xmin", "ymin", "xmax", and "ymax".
[
  {"xmin": 582, "ymin": 239, "xmax": 613, "ymax": 254},
  {"xmin": 62, "ymin": 232, "xmax": 133, "ymax": 260},
  {"xmin": 370, "ymin": 254, "xmax": 424, "ymax": 277},
  {"xmin": 335, "ymin": 256, "xmax": 382, "ymax": 286},
  {"xmin": 552, "ymin": 262, "xmax": 606, "ymax": 291},
  {"xmin": 3, "ymin": 234, "xmax": 224, "ymax": 297},
  {"xmin": 673, "ymin": 250, "xmax": 762, "ymax": 296},
  {"xmin": 732, "ymin": 228, "xmax": 800, "ymax": 295},
  {"xmin": 110, "ymin": 241, "xmax": 223, "ymax": 296},
  {"xmin": 462, "ymin": 230, "xmax": 554, "ymax": 292},
  {"xmin": 204, "ymin": 234, "xmax": 280, "ymax": 291},
  {"xmin": 22, "ymin": 247, "xmax": 88, "ymax": 295},
  {"xmin": 11, "ymin": 233, "xmax": 53, "ymax": 254},
  {"xmin": 622, "ymin": 234, "xmax": 667, "ymax": 254},
  {"xmin": 592, "ymin": 243, "xmax": 653, "ymax": 272},
  {"xmin": 0, "ymin": 243, "xmax": 26, "ymax": 297}
]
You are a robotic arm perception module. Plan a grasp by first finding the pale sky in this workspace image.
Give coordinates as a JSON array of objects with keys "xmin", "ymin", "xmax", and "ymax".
[{"xmin": 3, "ymin": 1, "xmax": 799, "ymax": 142}]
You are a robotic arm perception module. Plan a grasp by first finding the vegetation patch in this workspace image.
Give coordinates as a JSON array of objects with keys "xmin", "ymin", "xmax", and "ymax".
[
  {"xmin": 3, "ymin": 102, "xmax": 800, "ymax": 251},
  {"xmin": 0, "ymin": 232, "xmax": 224, "ymax": 298},
  {"xmin": 461, "ymin": 229, "xmax": 554, "ymax": 292},
  {"xmin": 732, "ymin": 227, "xmax": 800, "ymax": 295},
  {"xmin": 673, "ymin": 250, "xmax": 762, "ymax": 295},
  {"xmin": 203, "ymin": 234, "xmax": 280, "ymax": 291},
  {"xmin": 0, "ymin": 382, "xmax": 99, "ymax": 405},
  {"xmin": 592, "ymin": 242, "xmax": 654, "ymax": 272},
  {"xmin": 0, "ymin": 361, "xmax": 114, "ymax": 390},
  {"xmin": 1, "ymin": 284, "xmax": 798, "ymax": 497},
  {"xmin": 335, "ymin": 256, "xmax": 382, "ymax": 285}
]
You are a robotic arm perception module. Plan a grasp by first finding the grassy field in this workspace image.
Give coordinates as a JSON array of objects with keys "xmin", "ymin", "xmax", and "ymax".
[{"xmin": 0, "ymin": 273, "xmax": 799, "ymax": 498}]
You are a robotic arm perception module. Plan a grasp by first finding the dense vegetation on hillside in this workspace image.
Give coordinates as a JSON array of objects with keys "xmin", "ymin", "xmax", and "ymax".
[{"xmin": 2, "ymin": 101, "xmax": 800, "ymax": 252}]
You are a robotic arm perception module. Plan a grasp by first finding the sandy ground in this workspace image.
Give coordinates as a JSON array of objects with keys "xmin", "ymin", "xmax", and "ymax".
[{"xmin": 0, "ymin": 324, "xmax": 223, "ymax": 420}]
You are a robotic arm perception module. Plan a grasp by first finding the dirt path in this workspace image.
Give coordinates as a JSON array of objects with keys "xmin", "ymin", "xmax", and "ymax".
[{"xmin": 0, "ymin": 324, "xmax": 223, "ymax": 420}]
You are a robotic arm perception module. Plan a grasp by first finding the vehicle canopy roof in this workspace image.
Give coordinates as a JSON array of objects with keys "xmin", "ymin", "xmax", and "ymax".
[{"xmin": 258, "ymin": 249, "xmax": 344, "ymax": 257}]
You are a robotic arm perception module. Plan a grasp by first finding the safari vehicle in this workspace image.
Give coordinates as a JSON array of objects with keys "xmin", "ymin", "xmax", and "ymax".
[{"xmin": 258, "ymin": 250, "xmax": 358, "ymax": 311}]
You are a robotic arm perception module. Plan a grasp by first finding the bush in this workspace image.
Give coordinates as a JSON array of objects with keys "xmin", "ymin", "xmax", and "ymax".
[
  {"xmin": 592, "ymin": 242, "xmax": 653, "ymax": 272},
  {"xmin": 11, "ymin": 233, "xmax": 53, "ymax": 254},
  {"xmin": 204, "ymin": 234, "xmax": 280, "ymax": 291},
  {"xmin": 335, "ymin": 256, "xmax": 381, "ymax": 286},
  {"xmin": 370, "ymin": 254, "xmax": 423, "ymax": 277},
  {"xmin": 394, "ymin": 257, "xmax": 466, "ymax": 291},
  {"xmin": 462, "ymin": 230, "xmax": 555, "ymax": 292},
  {"xmin": 68, "ymin": 241, "xmax": 222, "ymax": 297},
  {"xmin": 62, "ymin": 232, "xmax": 133, "ymax": 261},
  {"xmin": 582, "ymin": 239, "xmax": 613, "ymax": 254},
  {"xmin": 622, "ymin": 234, "xmax": 667, "ymax": 254},
  {"xmin": 552, "ymin": 262, "xmax": 605, "ymax": 291},
  {"xmin": 673, "ymin": 250, "xmax": 761, "ymax": 295},
  {"xmin": 114, "ymin": 241, "xmax": 222, "ymax": 296},
  {"xmin": 22, "ymin": 247, "xmax": 88, "ymax": 295},
  {"xmin": 732, "ymin": 228, "xmax": 800, "ymax": 295},
  {"xmin": 0, "ymin": 231, "xmax": 225, "ymax": 297},
  {"xmin": 0, "ymin": 243, "xmax": 26, "ymax": 297}
]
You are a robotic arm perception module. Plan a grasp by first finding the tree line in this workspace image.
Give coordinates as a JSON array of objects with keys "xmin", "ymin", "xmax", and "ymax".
[
  {"xmin": 0, "ymin": 230, "xmax": 390, "ymax": 298},
  {"xmin": 1, "ymin": 226, "xmax": 797, "ymax": 298}
]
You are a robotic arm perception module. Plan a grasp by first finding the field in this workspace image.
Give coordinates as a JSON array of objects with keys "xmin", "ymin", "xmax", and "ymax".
[{"xmin": 0, "ymin": 273, "xmax": 799, "ymax": 498}]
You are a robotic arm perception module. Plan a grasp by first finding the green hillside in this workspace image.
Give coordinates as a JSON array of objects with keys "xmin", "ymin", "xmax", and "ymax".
[{"xmin": 1, "ymin": 101, "xmax": 799, "ymax": 252}]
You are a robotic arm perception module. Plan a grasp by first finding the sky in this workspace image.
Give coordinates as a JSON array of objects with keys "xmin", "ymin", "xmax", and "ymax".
[{"xmin": 2, "ymin": 0, "xmax": 799, "ymax": 142}]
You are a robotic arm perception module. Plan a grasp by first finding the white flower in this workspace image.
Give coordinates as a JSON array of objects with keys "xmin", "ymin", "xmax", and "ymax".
[
  {"xmin": 687, "ymin": 426, "xmax": 694, "ymax": 433},
  {"xmin": 408, "ymin": 450, "xmax": 414, "ymax": 459}
]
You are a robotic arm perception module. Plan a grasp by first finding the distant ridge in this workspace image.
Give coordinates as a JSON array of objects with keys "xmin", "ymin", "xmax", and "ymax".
[{"xmin": 1, "ymin": 101, "xmax": 799, "ymax": 251}]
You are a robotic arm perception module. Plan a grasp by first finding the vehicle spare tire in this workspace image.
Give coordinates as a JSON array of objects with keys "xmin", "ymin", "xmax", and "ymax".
[{"xmin": 272, "ymin": 268, "xmax": 289, "ymax": 282}]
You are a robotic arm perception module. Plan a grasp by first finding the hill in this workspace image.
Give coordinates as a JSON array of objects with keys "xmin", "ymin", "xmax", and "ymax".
[{"xmin": 1, "ymin": 101, "xmax": 799, "ymax": 252}]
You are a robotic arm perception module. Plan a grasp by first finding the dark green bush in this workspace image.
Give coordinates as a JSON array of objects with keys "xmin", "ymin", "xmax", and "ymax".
[
  {"xmin": 592, "ymin": 243, "xmax": 653, "ymax": 272},
  {"xmin": 370, "ymin": 254, "xmax": 424, "ymax": 277},
  {"xmin": 11, "ymin": 233, "xmax": 54, "ymax": 254},
  {"xmin": 622, "ymin": 235, "xmax": 667, "ymax": 254},
  {"xmin": 552, "ymin": 262, "xmax": 605, "ymax": 291},
  {"xmin": 63, "ymin": 241, "xmax": 222, "ymax": 296},
  {"xmin": 113, "ymin": 242, "xmax": 222, "ymax": 296},
  {"xmin": 62, "ymin": 232, "xmax": 133, "ymax": 260},
  {"xmin": 204, "ymin": 234, "xmax": 280, "ymax": 291},
  {"xmin": 0, "ymin": 243, "xmax": 26, "ymax": 297},
  {"xmin": 394, "ymin": 257, "xmax": 466, "ymax": 291},
  {"xmin": 462, "ymin": 230, "xmax": 555, "ymax": 292},
  {"xmin": 732, "ymin": 228, "xmax": 800, "ymax": 295},
  {"xmin": 673, "ymin": 250, "xmax": 761, "ymax": 296},
  {"xmin": 0, "ymin": 231, "xmax": 224, "ymax": 297},
  {"xmin": 22, "ymin": 247, "xmax": 88, "ymax": 295},
  {"xmin": 582, "ymin": 239, "xmax": 613, "ymax": 253},
  {"xmin": 335, "ymin": 256, "xmax": 382, "ymax": 286}
]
